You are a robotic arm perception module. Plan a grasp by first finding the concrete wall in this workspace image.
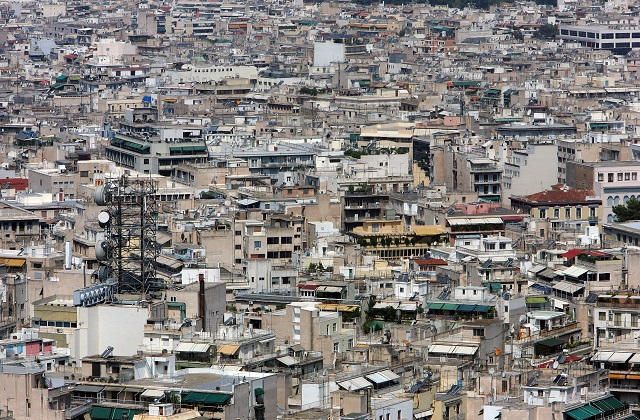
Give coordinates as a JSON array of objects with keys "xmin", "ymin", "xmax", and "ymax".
[{"xmin": 73, "ymin": 304, "xmax": 148, "ymax": 361}]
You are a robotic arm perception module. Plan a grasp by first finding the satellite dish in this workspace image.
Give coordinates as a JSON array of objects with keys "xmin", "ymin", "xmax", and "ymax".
[
  {"xmin": 98, "ymin": 210, "xmax": 111, "ymax": 228},
  {"xmin": 519, "ymin": 314, "xmax": 528, "ymax": 324},
  {"xmin": 94, "ymin": 185, "xmax": 110, "ymax": 206},
  {"xmin": 489, "ymin": 368, "xmax": 495, "ymax": 376},
  {"xmin": 553, "ymin": 361, "xmax": 559, "ymax": 369},
  {"xmin": 124, "ymin": 186, "xmax": 133, "ymax": 194}
]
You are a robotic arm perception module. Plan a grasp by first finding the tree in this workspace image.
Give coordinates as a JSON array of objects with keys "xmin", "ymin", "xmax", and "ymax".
[
  {"xmin": 533, "ymin": 24, "xmax": 558, "ymax": 40},
  {"xmin": 613, "ymin": 197, "xmax": 640, "ymax": 222}
]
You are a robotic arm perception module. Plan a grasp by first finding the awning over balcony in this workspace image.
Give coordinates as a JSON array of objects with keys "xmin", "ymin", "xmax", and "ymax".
[{"xmin": 217, "ymin": 344, "xmax": 240, "ymax": 355}]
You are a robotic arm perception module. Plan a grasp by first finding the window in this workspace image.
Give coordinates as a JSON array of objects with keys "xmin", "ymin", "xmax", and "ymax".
[
  {"xmin": 235, "ymin": 244, "xmax": 241, "ymax": 249},
  {"xmin": 566, "ymin": 208, "xmax": 571, "ymax": 218},
  {"xmin": 254, "ymin": 241, "xmax": 262, "ymax": 248},
  {"xmin": 144, "ymin": 158, "xmax": 150, "ymax": 164},
  {"xmin": 598, "ymin": 173, "xmax": 604, "ymax": 182},
  {"xmin": 599, "ymin": 312, "xmax": 606, "ymax": 321},
  {"xmin": 473, "ymin": 328, "xmax": 484, "ymax": 337},
  {"xmin": 618, "ymin": 173, "xmax": 623, "ymax": 181},
  {"xmin": 576, "ymin": 207, "xmax": 582, "ymax": 218},
  {"xmin": 333, "ymin": 342, "xmax": 339, "ymax": 353},
  {"xmin": 554, "ymin": 208, "xmax": 560, "ymax": 218},
  {"xmin": 539, "ymin": 209, "xmax": 546, "ymax": 218},
  {"xmin": 281, "ymin": 237, "xmax": 293, "ymax": 244},
  {"xmin": 502, "ymin": 380, "xmax": 508, "ymax": 392},
  {"xmin": 608, "ymin": 173, "xmax": 614, "ymax": 182},
  {"xmin": 235, "ymin": 230, "xmax": 241, "ymax": 236},
  {"xmin": 80, "ymin": 171, "xmax": 89, "ymax": 177},
  {"xmin": 626, "ymin": 172, "xmax": 631, "ymax": 181},
  {"xmin": 333, "ymin": 323, "xmax": 337, "ymax": 332}
]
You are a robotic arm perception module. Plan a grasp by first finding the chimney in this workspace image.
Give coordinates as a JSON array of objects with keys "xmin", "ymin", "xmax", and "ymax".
[{"xmin": 199, "ymin": 273, "xmax": 206, "ymax": 331}]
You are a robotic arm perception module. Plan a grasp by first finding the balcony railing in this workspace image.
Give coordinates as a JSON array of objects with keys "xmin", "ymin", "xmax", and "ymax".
[
  {"xmin": 65, "ymin": 401, "xmax": 93, "ymax": 419},
  {"xmin": 512, "ymin": 321, "xmax": 581, "ymax": 344}
]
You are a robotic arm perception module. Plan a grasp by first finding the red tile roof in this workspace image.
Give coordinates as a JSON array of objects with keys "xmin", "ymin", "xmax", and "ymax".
[
  {"xmin": 0, "ymin": 178, "xmax": 28, "ymax": 191},
  {"xmin": 562, "ymin": 249, "xmax": 584, "ymax": 259},
  {"xmin": 519, "ymin": 189, "xmax": 599, "ymax": 204},
  {"xmin": 412, "ymin": 258, "xmax": 448, "ymax": 266}
]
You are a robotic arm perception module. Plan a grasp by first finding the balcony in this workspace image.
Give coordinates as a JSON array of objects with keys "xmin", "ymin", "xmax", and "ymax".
[
  {"xmin": 65, "ymin": 401, "xmax": 92, "ymax": 419},
  {"xmin": 512, "ymin": 321, "xmax": 581, "ymax": 345}
]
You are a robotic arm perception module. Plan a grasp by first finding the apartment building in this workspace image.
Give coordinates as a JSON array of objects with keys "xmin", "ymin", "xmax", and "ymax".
[{"xmin": 567, "ymin": 161, "xmax": 640, "ymax": 224}]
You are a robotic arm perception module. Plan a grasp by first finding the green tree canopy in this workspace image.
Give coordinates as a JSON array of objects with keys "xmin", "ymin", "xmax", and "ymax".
[{"xmin": 613, "ymin": 197, "xmax": 640, "ymax": 222}]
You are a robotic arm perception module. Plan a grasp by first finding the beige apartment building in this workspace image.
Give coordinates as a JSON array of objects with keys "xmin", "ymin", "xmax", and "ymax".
[{"xmin": 263, "ymin": 301, "xmax": 356, "ymax": 365}]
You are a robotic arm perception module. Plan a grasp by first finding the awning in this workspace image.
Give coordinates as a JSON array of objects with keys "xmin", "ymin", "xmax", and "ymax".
[
  {"xmin": 591, "ymin": 396, "xmax": 624, "ymax": 413},
  {"xmin": 428, "ymin": 344, "xmax": 456, "ymax": 354},
  {"xmin": 365, "ymin": 371, "xmax": 397, "ymax": 384},
  {"xmin": 175, "ymin": 342, "xmax": 210, "ymax": 353},
  {"xmin": 378, "ymin": 369, "xmax": 400, "ymax": 381},
  {"xmin": 442, "ymin": 303, "xmax": 460, "ymax": 311},
  {"xmin": 538, "ymin": 268, "xmax": 559, "ymax": 279},
  {"xmin": 536, "ymin": 338, "xmax": 565, "ymax": 348},
  {"xmin": 529, "ymin": 265, "xmax": 547, "ymax": 274},
  {"xmin": 592, "ymin": 351, "xmax": 614, "ymax": 362},
  {"xmin": 552, "ymin": 280, "xmax": 584, "ymax": 294},
  {"xmin": 562, "ymin": 266, "xmax": 589, "ymax": 278},
  {"xmin": 141, "ymin": 389, "xmax": 165, "ymax": 398},
  {"xmin": 413, "ymin": 225, "xmax": 446, "ymax": 236},
  {"xmin": 629, "ymin": 353, "xmax": 640, "ymax": 364},
  {"xmin": 426, "ymin": 303, "xmax": 444, "ymax": 310},
  {"xmin": 74, "ymin": 385, "xmax": 105, "ymax": 393},
  {"xmin": 89, "ymin": 407, "xmax": 111, "ymax": 420},
  {"xmin": 457, "ymin": 304, "xmax": 477, "ymax": 312},
  {"xmin": 277, "ymin": 356, "xmax": 297, "ymax": 366},
  {"xmin": 337, "ymin": 376, "xmax": 372, "ymax": 391},
  {"xmin": 414, "ymin": 410, "xmax": 433, "ymax": 419},
  {"xmin": 474, "ymin": 305, "xmax": 491, "ymax": 313},
  {"xmin": 562, "ymin": 249, "xmax": 584, "ymax": 259},
  {"xmin": 526, "ymin": 297, "xmax": 548, "ymax": 304},
  {"xmin": 182, "ymin": 391, "xmax": 232, "ymax": 405},
  {"xmin": 217, "ymin": 344, "xmax": 240, "ymax": 355},
  {"xmin": 317, "ymin": 286, "xmax": 343, "ymax": 293},
  {"xmin": 452, "ymin": 346, "xmax": 478, "ymax": 355},
  {"xmin": 607, "ymin": 352, "xmax": 633, "ymax": 363},
  {"xmin": 566, "ymin": 405, "xmax": 602, "ymax": 420},
  {"xmin": 482, "ymin": 282, "xmax": 501, "ymax": 292}
]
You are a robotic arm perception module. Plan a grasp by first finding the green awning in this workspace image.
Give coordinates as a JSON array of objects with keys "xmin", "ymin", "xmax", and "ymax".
[
  {"xmin": 591, "ymin": 396, "xmax": 624, "ymax": 413},
  {"xmin": 537, "ymin": 337, "xmax": 565, "ymax": 348},
  {"xmin": 90, "ymin": 407, "xmax": 112, "ymax": 420},
  {"xmin": 566, "ymin": 406, "xmax": 601, "ymax": 420},
  {"xmin": 442, "ymin": 303, "xmax": 460, "ymax": 311},
  {"xmin": 486, "ymin": 89, "xmax": 501, "ymax": 95},
  {"xmin": 457, "ymin": 304, "xmax": 477, "ymax": 312},
  {"xmin": 427, "ymin": 303, "xmax": 444, "ymax": 310},
  {"xmin": 590, "ymin": 123, "xmax": 608, "ymax": 129},
  {"xmin": 359, "ymin": 80, "xmax": 371, "ymax": 87},
  {"xmin": 183, "ymin": 391, "xmax": 232, "ymax": 405},
  {"xmin": 349, "ymin": 133, "xmax": 361, "ymax": 141},
  {"xmin": 170, "ymin": 146, "xmax": 183, "ymax": 154},
  {"xmin": 452, "ymin": 81, "xmax": 479, "ymax": 87},
  {"xmin": 474, "ymin": 305, "xmax": 491, "ymax": 313},
  {"xmin": 255, "ymin": 387, "xmax": 265, "ymax": 396},
  {"xmin": 526, "ymin": 297, "xmax": 548, "ymax": 304},
  {"xmin": 482, "ymin": 282, "xmax": 501, "ymax": 292},
  {"xmin": 503, "ymin": 89, "xmax": 517, "ymax": 96},
  {"xmin": 110, "ymin": 408, "xmax": 143, "ymax": 420}
]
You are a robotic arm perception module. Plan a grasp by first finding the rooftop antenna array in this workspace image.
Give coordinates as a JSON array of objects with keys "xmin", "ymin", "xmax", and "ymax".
[{"xmin": 94, "ymin": 174, "xmax": 160, "ymax": 296}]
